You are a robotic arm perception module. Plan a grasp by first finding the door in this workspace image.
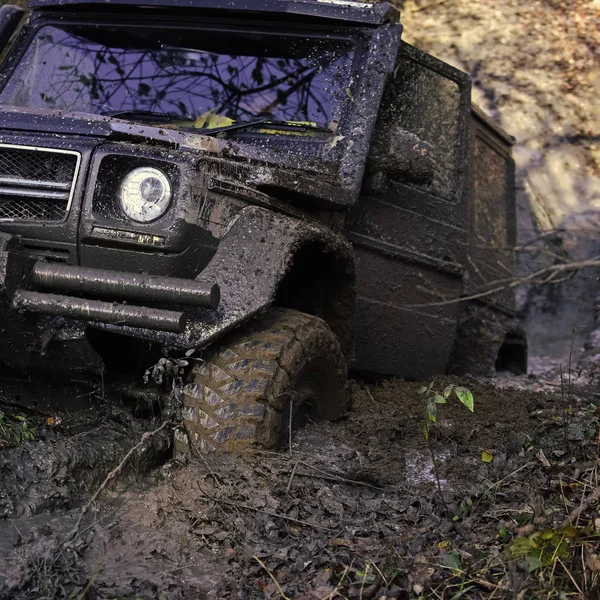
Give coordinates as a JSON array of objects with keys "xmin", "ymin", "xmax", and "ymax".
[{"xmin": 346, "ymin": 42, "xmax": 472, "ymax": 379}]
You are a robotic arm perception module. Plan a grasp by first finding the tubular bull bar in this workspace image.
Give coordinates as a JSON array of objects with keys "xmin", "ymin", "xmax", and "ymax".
[{"xmin": 12, "ymin": 262, "xmax": 220, "ymax": 333}]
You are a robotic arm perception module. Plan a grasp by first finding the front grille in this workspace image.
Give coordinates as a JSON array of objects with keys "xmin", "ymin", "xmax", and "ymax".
[{"xmin": 0, "ymin": 145, "xmax": 80, "ymax": 222}]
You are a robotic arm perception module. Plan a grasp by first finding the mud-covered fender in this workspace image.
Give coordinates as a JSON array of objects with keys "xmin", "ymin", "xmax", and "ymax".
[
  {"xmin": 194, "ymin": 206, "xmax": 355, "ymax": 354},
  {"xmin": 92, "ymin": 206, "xmax": 355, "ymax": 352}
]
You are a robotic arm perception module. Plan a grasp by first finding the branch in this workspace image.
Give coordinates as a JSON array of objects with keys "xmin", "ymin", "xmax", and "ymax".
[
  {"xmin": 402, "ymin": 256, "xmax": 600, "ymax": 309},
  {"xmin": 67, "ymin": 420, "xmax": 173, "ymax": 541}
]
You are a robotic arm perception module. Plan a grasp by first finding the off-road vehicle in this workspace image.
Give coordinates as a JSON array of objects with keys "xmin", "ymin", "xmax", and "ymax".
[{"xmin": 0, "ymin": 0, "xmax": 526, "ymax": 453}]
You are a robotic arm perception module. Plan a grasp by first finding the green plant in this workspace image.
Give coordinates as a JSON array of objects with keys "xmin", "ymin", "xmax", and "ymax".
[
  {"xmin": 417, "ymin": 382, "xmax": 474, "ymax": 498},
  {"xmin": 0, "ymin": 410, "xmax": 37, "ymax": 446},
  {"xmin": 417, "ymin": 382, "xmax": 474, "ymax": 440}
]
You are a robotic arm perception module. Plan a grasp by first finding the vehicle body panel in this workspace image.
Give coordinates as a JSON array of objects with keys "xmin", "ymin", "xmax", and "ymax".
[{"xmin": 346, "ymin": 41, "xmax": 472, "ymax": 378}]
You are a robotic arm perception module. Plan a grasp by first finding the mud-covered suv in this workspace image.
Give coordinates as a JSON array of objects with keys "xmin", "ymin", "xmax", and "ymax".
[{"xmin": 0, "ymin": 0, "xmax": 525, "ymax": 452}]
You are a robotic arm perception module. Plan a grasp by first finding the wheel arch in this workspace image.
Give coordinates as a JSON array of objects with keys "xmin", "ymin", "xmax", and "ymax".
[
  {"xmin": 185, "ymin": 206, "xmax": 356, "ymax": 354},
  {"xmin": 274, "ymin": 238, "xmax": 355, "ymax": 358}
]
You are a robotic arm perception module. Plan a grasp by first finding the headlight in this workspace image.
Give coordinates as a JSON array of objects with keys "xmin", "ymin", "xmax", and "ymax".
[{"xmin": 120, "ymin": 167, "xmax": 172, "ymax": 223}]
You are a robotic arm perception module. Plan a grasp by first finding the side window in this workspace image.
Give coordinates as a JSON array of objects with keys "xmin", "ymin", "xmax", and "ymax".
[
  {"xmin": 369, "ymin": 43, "xmax": 469, "ymax": 202},
  {"xmin": 472, "ymin": 136, "xmax": 509, "ymax": 249},
  {"xmin": 392, "ymin": 60, "xmax": 461, "ymax": 200}
]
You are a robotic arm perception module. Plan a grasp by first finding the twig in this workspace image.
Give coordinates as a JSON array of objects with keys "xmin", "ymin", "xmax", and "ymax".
[
  {"xmin": 177, "ymin": 422, "xmax": 221, "ymax": 487},
  {"xmin": 321, "ymin": 563, "xmax": 351, "ymax": 600},
  {"xmin": 401, "ymin": 256, "xmax": 600, "ymax": 308},
  {"xmin": 567, "ymin": 325, "xmax": 576, "ymax": 412},
  {"xmin": 158, "ymin": 563, "xmax": 202, "ymax": 575},
  {"xmin": 359, "ymin": 562, "xmax": 370, "ymax": 599},
  {"xmin": 427, "ymin": 434, "xmax": 445, "ymax": 501},
  {"xmin": 562, "ymin": 486, "xmax": 600, "ymax": 528},
  {"xmin": 9, "ymin": 519, "xmax": 23, "ymax": 540},
  {"xmin": 297, "ymin": 460, "xmax": 384, "ymax": 490},
  {"xmin": 289, "ymin": 397, "xmax": 293, "ymax": 456},
  {"xmin": 197, "ymin": 483, "xmax": 334, "ymax": 531},
  {"xmin": 557, "ymin": 557, "xmax": 584, "ymax": 595},
  {"xmin": 470, "ymin": 463, "xmax": 534, "ymax": 514},
  {"xmin": 254, "ymin": 555, "xmax": 291, "ymax": 600},
  {"xmin": 370, "ymin": 560, "xmax": 389, "ymax": 586},
  {"xmin": 286, "ymin": 459, "xmax": 300, "ymax": 493},
  {"xmin": 68, "ymin": 420, "xmax": 173, "ymax": 539}
]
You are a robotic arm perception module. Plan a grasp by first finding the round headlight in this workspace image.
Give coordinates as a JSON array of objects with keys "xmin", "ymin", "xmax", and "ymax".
[{"xmin": 120, "ymin": 167, "xmax": 172, "ymax": 223}]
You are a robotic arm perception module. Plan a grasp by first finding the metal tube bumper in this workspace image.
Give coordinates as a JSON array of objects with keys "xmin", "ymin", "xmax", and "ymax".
[
  {"xmin": 31, "ymin": 262, "xmax": 220, "ymax": 309},
  {"xmin": 13, "ymin": 290, "xmax": 186, "ymax": 333}
]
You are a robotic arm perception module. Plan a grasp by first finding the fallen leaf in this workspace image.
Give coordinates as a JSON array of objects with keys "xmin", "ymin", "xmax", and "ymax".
[
  {"xmin": 536, "ymin": 449, "xmax": 551, "ymax": 467},
  {"xmin": 588, "ymin": 554, "xmax": 600, "ymax": 572},
  {"xmin": 481, "ymin": 450, "xmax": 494, "ymax": 463}
]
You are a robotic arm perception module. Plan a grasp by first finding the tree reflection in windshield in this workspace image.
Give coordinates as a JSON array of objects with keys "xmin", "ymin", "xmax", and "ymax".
[{"xmin": 0, "ymin": 25, "xmax": 353, "ymax": 130}]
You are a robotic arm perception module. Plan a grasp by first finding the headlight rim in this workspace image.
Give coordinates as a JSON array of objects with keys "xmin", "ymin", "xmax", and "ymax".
[{"xmin": 119, "ymin": 165, "xmax": 173, "ymax": 224}]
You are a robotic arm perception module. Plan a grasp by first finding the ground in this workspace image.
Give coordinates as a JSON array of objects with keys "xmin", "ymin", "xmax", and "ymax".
[{"xmin": 1, "ymin": 366, "xmax": 599, "ymax": 599}]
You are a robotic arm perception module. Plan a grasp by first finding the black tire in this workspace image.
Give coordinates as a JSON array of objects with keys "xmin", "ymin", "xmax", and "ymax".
[{"xmin": 174, "ymin": 308, "xmax": 348, "ymax": 454}]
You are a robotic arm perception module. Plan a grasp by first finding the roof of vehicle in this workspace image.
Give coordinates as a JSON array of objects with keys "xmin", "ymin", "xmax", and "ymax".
[{"xmin": 27, "ymin": 0, "xmax": 400, "ymax": 25}]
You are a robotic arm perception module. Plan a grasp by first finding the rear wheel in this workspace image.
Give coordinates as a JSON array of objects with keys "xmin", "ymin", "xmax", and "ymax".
[{"xmin": 174, "ymin": 308, "xmax": 348, "ymax": 454}]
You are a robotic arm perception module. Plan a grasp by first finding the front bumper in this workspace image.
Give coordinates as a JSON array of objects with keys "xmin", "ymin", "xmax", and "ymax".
[{"xmin": 1, "ymin": 233, "xmax": 220, "ymax": 337}]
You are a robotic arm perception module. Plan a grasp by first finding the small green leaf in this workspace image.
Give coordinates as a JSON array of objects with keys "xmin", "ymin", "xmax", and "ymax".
[
  {"xmin": 499, "ymin": 527, "xmax": 510, "ymax": 541},
  {"xmin": 417, "ymin": 386, "xmax": 428, "ymax": 395},
  {"xmin": 443, "ymin": 385, "xmax": 454, "ymax": 399},
  {"xmin": 423, "ymin": 423, "xmax": 429, "ymax": 440},
  {"xmin": 434, "ymin": 394, "xmax": 446, "ymax": 404},
  {"xmin": 454, "ymin": 387, "xmax": 474, "ymax": 412},
  {"xmin": 524, "ymin": 554, "xmax": 542, "ymax": 572},
  {"xmin": 426, "ymin": 402, "xmax": 437, "ymax": 423},
  {"xmin": 441, "ymin": 551, "xmax": 461, "ymax": 573},
  {"xmin": 481, "ymin": 450, "xmax": 494, "ymax": 463}
]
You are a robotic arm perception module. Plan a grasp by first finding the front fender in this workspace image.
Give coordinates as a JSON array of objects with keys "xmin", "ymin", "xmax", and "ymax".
[
  {"xmin": 195, "ymin": 206, "xmax": 355, "ymax": 347},
  {"xmin": 96, "ymin": 206, "xmax": 355, "ymax": 351}
]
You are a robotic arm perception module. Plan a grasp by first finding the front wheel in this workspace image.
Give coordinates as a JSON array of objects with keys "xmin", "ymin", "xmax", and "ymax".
[{"xmin": 175, "ymin": 308, "xmax": 348, "ymax": 454}]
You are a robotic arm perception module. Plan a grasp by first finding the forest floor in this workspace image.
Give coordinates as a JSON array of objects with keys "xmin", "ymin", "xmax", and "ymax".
[{"xmin": 1, "ymin": 366, "xmax": 599, "ymax": 600}]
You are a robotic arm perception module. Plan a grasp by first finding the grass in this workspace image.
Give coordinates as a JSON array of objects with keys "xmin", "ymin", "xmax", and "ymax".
[{"xmin": 0, "ymin": 409, "xmax": 36, "ymax": 447}]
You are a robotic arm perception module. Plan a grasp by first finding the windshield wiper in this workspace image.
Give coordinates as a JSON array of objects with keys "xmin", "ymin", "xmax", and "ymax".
[
  {"xmin": 258, "ymin": 120, "xmax": 331, "ymax": 133},
  {"xmin": 102, "ymin": 109, "xmax": 195, "ymax": 123},
  {"xmin": 195, "ymin": 117, "xmax": 269, "ymax": 136},
  {"xmin": 195, "ymin": 118, "xmax": 330, "ymax": 136}
]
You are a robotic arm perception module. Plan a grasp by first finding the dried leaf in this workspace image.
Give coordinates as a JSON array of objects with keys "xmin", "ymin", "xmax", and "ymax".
[
  {"xmin": 587, "ymin": 554, "xmax": 600, "ymax": 572},
  {"xmin": 536, "ymin": 449, "xmax": 551, "ymax": 467}
]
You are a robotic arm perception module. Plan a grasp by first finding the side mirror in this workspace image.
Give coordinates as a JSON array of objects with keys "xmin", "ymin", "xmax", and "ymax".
[
  {"xmin": 364, "ymin": 127, "xmax": 435, "ymax": 194},
  {"xmin": 0, "ymin": 5, "xmax": 24, "ymax": 53}
]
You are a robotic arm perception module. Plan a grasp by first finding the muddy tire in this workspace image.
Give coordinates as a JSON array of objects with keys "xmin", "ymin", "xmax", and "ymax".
[{"xmin": 174, "ymin": 308, "xmax": 348, "ymax": 454}]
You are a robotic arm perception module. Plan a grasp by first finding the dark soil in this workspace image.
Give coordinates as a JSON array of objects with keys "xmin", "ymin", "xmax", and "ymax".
[{"xmin": 1, "ymin": 371, "xmax": 599, "ymax": 600}]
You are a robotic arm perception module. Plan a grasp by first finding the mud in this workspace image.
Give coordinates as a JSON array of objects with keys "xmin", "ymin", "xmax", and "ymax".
[
  {"xmin": 0, "ymin": 380, "xmax": 171, "ymax": 519},
  {"xmin": 2, "ymin": 370, "xmax": 598, "ymax": 599}
]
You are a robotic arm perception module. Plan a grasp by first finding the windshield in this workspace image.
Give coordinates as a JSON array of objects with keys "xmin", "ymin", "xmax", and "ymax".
[{"xmin": 0, "ymin": 24, "xmax": 354, "ymax": 133}]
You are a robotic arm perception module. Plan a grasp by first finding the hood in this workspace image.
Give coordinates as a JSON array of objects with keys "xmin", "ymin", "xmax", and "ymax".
[{"xmin": 0, "ymin": 105, "xmax": 187, "ymax": 147}]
